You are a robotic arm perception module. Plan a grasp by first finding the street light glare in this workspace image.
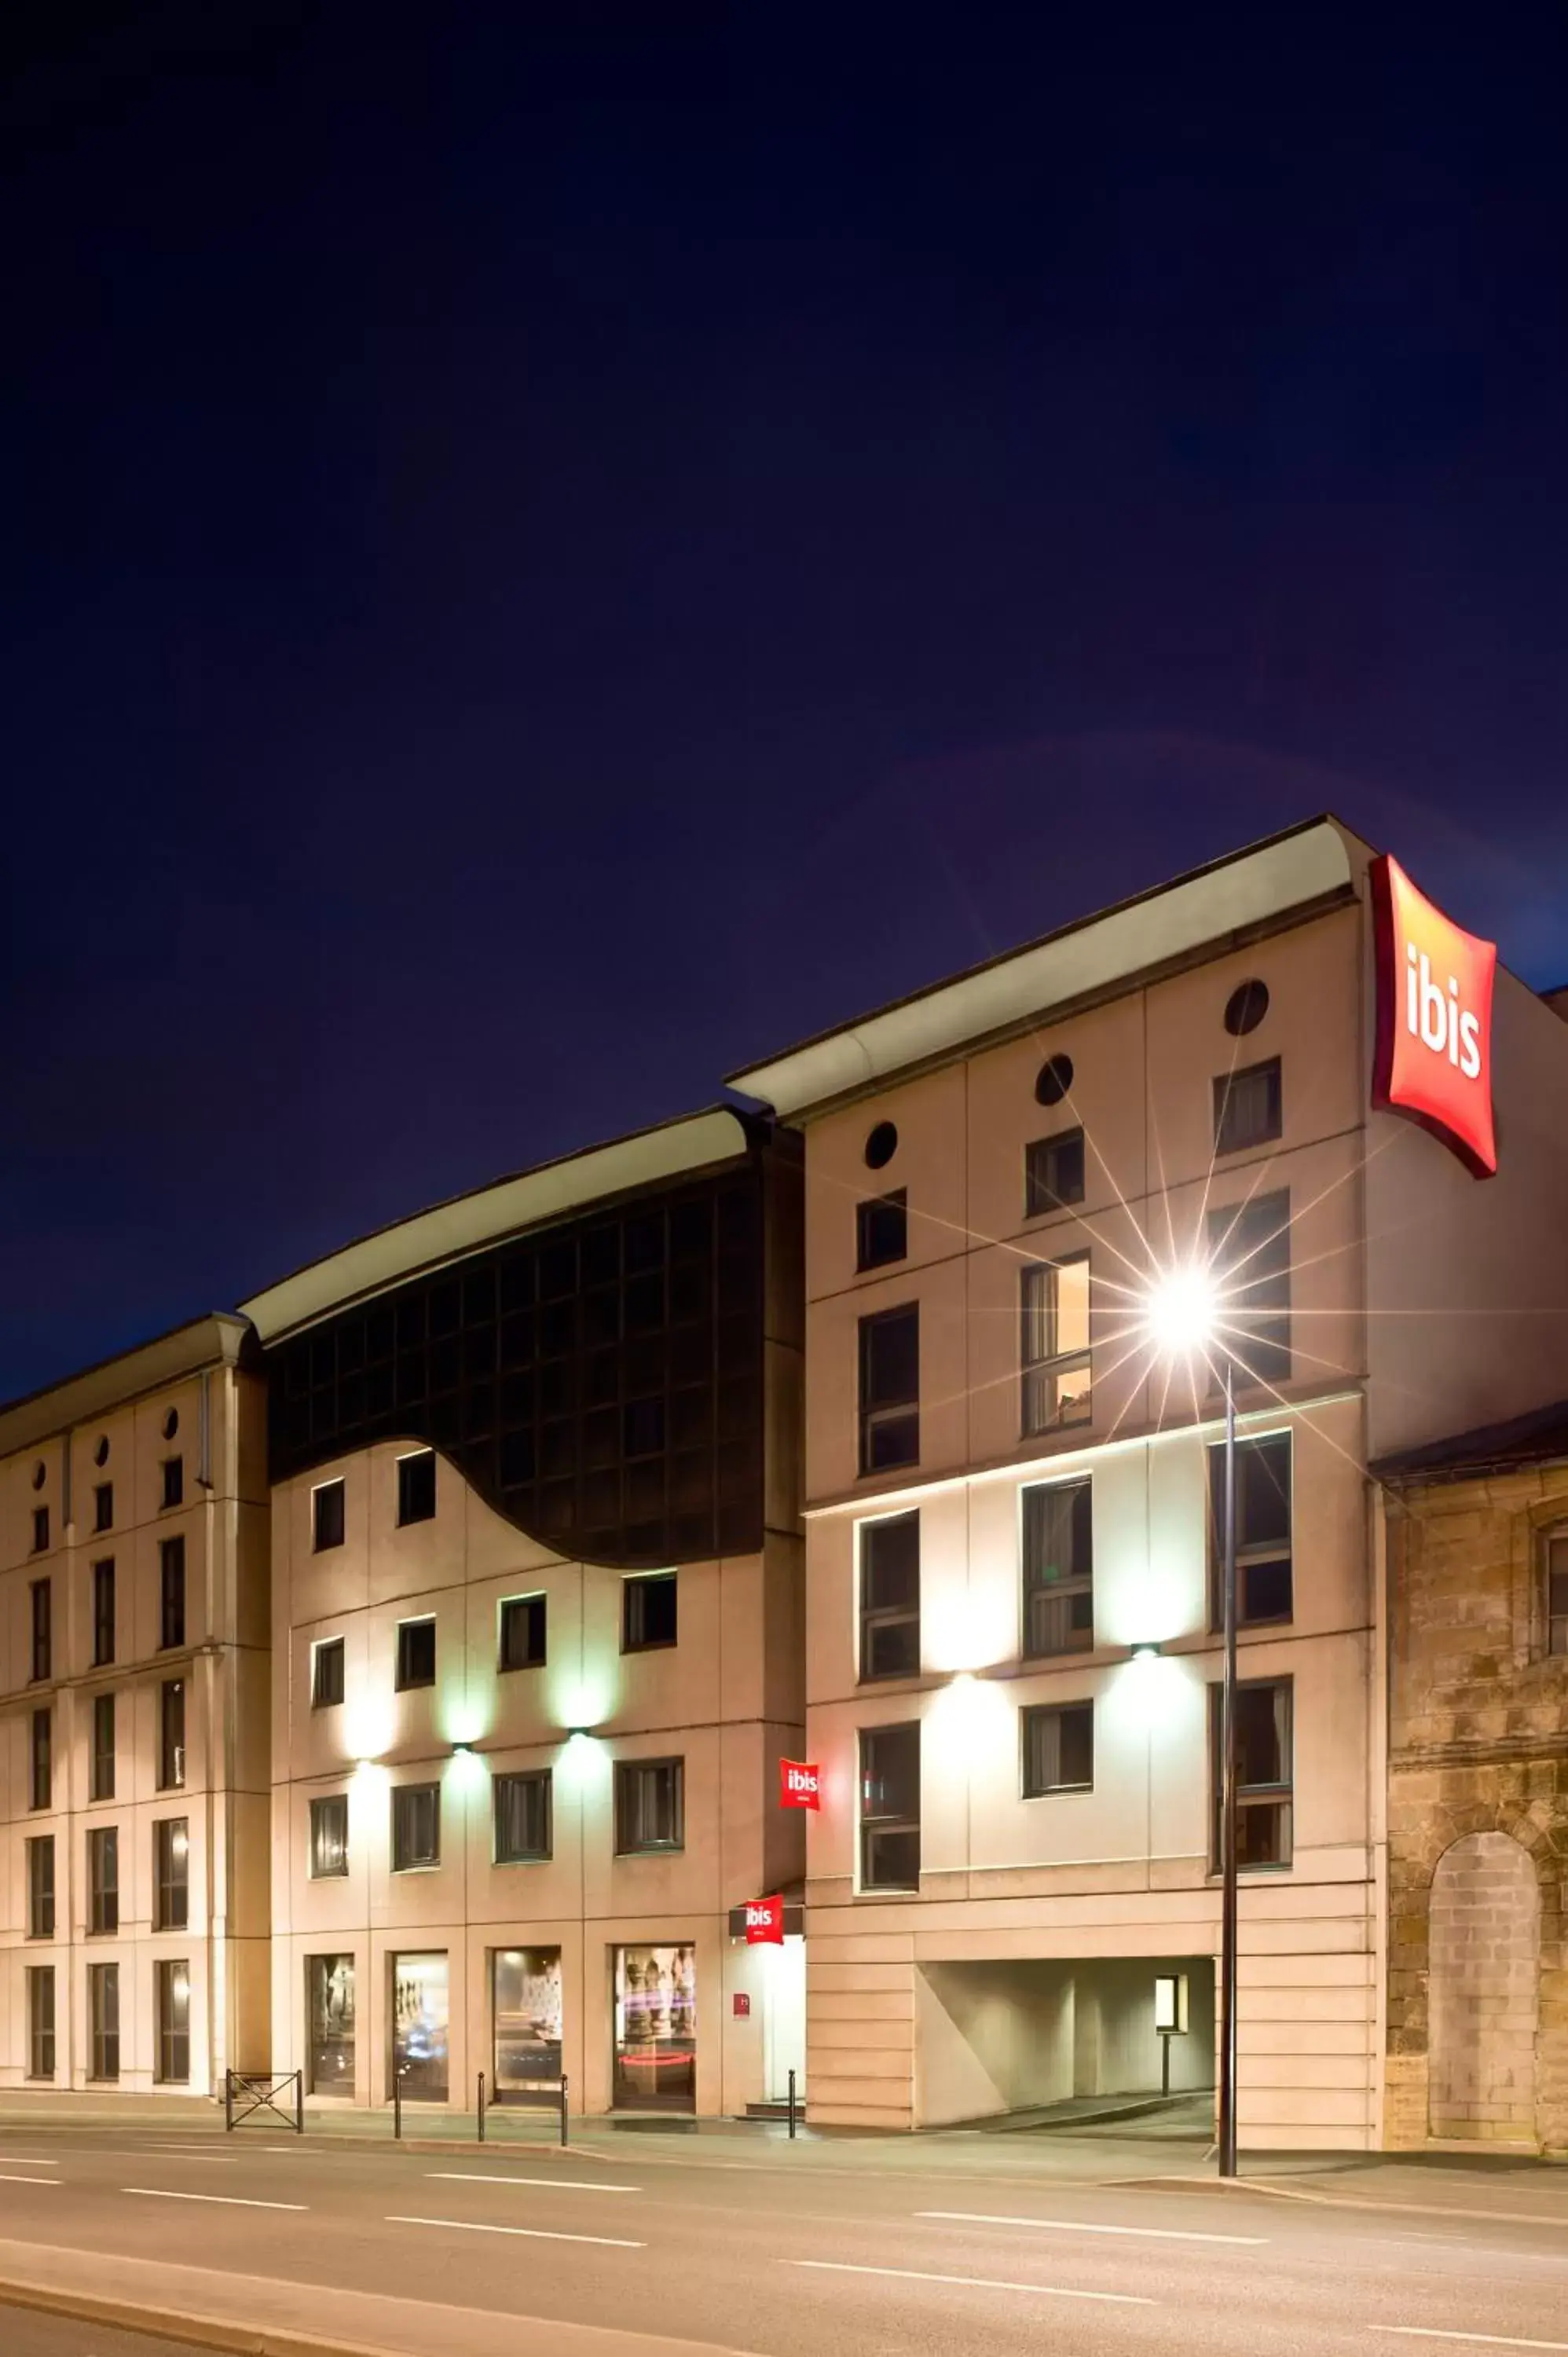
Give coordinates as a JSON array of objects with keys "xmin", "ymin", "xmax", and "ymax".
[{"xmin": 1145, "ymin": 1259, "xmax": 1220, "ymax": 1357}]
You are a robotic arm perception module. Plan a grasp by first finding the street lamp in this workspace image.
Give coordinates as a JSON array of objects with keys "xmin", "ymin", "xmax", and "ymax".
[{"xmin": 1142, "ymin": 1259, "xmax": 1240, "ymax": 2179}]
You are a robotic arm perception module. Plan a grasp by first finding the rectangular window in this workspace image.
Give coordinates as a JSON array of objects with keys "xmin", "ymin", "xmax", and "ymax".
[
  {"xmin": 622, "ymin": 1571, "xmax": 677, "ymax": 1652},
  {"xmin": 312, "ymin": 1637, "xmax": 346, "ymax": 1709},
  {"xmin": 1022, "ymin": 1700, "xmax": 1094, "ymax": 1796},
  {"xmin": 27, "ymin": 1836, "xmax": 55, "ymax": 1939},
  {"xmin": 1207, "ymin": 1190, "xmax": 1291, "ymax": 1384},
  {"xmin": 499, "ymin": 1593, "xmax": 548, "ymax": 1671},
  {"xmin": 90, "ymin": 1963, "xmax": 120, "ymax": 2080},
  {"xmin": 1547, "ymin": 1531, "xmax": 1568, "ymax": 1657},
  {"xmin": 90, "ymin": 1825, "xmax": 119, "ymax": 1935},
  {"xmin": 162, "ymin": 1454, "xmax": 185, "ymax": 1508},
  {"xmin": 308, "ymin": 1955, "xmax": 356, "ymax": 2095},
  {"xmin": 614, "ymin": 1757, "xmax": 684, "ymax": 1853},
  {"xmin": 1209, "ymin": 1432, "xmax": 1292, "ymax": 1626},
  {"xmin": 859, "ymin": 1303, "xmax": 920, "ymax": 1474},
  {"xmin": 494, "ymin": 1769, "xmax": 553, "ymax": 1862},
  {"xmin": 856, "ymin": 1190, "xmax": 908, "ymax": 1271},
  {"xmin": 859, "ymin": 1722, "xmax": 920, "ymax": 1891},
  {"xmin": 395, "ymin": 1617, "xmax": 437, "ymax": 1689},
  {"xmin": 1022, "ymin": 1477, "xmax": 1094, "ymax": 1657},
  {"xmin": 391, "ymin": 1783, "xmax": 441, "ymax": 1871},
  {"xmin": 94, "ymin": 1482, "xmax": 114, "ymax": 1532},
  {"xmin": 93, "ymin": 1559, "xmax": 115, "ymax": 1666},
  {"xmin": 160, "ymin": 1536, "xmax": 187, "ymax": 1649},
  {"xmin": 1214, "ymin": 1057, "xmax": 1283, "ymax": 1157},
  {"xmin": 313, "ymin": 1478, "xmax": 346, "ymax": 1552},
  {"xmin": 310, "ymin": 1794, "xmax": 350, "ymax": 1879},
  {"xmin": 1211, "ymin": 1678, "xmax": 1293, "ymax": 1871},
  {"xmin": 159, "ymin": 1678, "xmax": 186, "ymax": 1791},
  {"xmin": 30, "ymin": 1578, "xmax": 51, "ymax": 1682},
  {"xmin": 1021, "ymin": 1256, "xmax": 1092, "ymax": 1433},
  {"xmin": 31, "ymin": 1707, "xmax": 52, "ymax": 1811},
  {"xmin": 155, "ymin": 1817, "xmax": 190, "ymax": 1930},
  {"xmin": 156, "ymin": 1959, "xmax": 191, "ymax": 2084},
  {"xmin": 1024, "ymin": 1127, "xmax": 1086, "ymax": 1217},
  {"xmin": 859, "ymin": 1512, "xmax": 921, "ymax": 1680},
  {"xmin": 32, "ymin": 1505, "xmax": 49, "ymax": 1554},
  {"xmin": 27, "ymin": 1968, "xmax": 56, "ymax": 2081},
  {"xmin": 91, "ymin": 1691, "xmax": 116, "ymax": 1802},
  {"xmin": 397, "ymin": 1450, "xmax": 437, "ymax": 1525}
]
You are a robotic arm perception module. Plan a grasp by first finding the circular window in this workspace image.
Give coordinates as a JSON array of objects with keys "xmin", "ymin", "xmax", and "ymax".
[
  {"xmin": 864, "ymin": 1120, "xmax": 899, "ymax": 1171},
  {"xmin": 1035, "ymin": 1054, "xmax": 1074, "ymax": 1107},
  {"xmin": 31, "ymin": 1459, "xmax": 46, "ymax": 1492},
  {"xmin": 93, "ymin": 1435, "xmax": 110, "ymax": 1468},
  {"xmin": 1225, "ymin": 979, "xmax": 1269, "ymax": 1038},
  {"xmin": 162, "ymin": 1407, "xmax": 180, "ymax": 1441}
]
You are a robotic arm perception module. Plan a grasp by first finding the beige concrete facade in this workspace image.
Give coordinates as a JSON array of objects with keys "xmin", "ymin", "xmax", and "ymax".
[{"xmin": 0, "ymin": 1318, "xmax": 271, "ymax": 2097}]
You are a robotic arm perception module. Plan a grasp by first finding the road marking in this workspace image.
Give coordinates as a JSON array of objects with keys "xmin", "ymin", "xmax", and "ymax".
[
  {"xmin": 0, "ymin": 2158, "xmax": 61, "ymax": 2167},
  {"xmin": 1373, "ymin": 2333, "xmax": 1568, "ymax": 2353},
  {"xmin": 424, "ymin": 2172, "xmax": 639, "ymax": 2195},
  {"xmin": 789, "ymin": 2260, "xmax": 1153, "ymax": 2306},
  {"xmin": 122, "ymin": 2187, "xmax": 308, "ymax": 2211},
  {"xmin": 387, "ymin": 2213, "xmax": 643, "ymax": 2249},
  {"xmin": 917, "ymin": 2208, "xmax": 1267, "ymax": 2246},
  {"xmin": 0, "ymin": 2172, "xmax": 60, "ymax": 2185}
]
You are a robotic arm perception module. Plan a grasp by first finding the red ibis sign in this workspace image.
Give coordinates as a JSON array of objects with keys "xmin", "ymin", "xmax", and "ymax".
[
  {"xmin": 1372, "ymin": 854, "xmax": 1498, "ymax": 1178},
  {"xmin": 744, "ymin": 1894, "xmax": 784, "ymax": 1945},
  {"xmin": 779, "ymin": 1759, "xmax": 820, "ymax": 1810}
]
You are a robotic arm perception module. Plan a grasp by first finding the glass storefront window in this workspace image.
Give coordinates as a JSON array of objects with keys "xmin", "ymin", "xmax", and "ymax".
[
  {"xmin": 308, "ymin": 1955, "xmax": 356, "ymax": 2094},
  {"xmin": 390, "ymin": 1951, "xmax": 449, "ymax": 2102},
  {"xmin": 492, "ymin": 1947, "xmax": 563, "ymax": 2101},
  {"xmin": 612, "ymin": 1943, "xmax": 695, "ymax": 2112}
]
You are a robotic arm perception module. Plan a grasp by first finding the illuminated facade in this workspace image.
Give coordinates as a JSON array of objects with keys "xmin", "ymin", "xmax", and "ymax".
[{"xmin": 731, "ymin": 817, "xmax": 1568, "ymax": 2147}]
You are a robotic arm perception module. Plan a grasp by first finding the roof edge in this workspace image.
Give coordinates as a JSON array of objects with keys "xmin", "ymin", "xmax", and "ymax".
[{"xmin": 0, "ymin": 1313, "xmax": 255, "ymax": 1461}]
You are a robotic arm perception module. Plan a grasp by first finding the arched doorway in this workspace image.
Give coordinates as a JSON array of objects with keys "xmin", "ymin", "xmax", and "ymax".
[{"xmin": 1428, "ymin": 1831, "xmax": 1540, "ymax": 2143}]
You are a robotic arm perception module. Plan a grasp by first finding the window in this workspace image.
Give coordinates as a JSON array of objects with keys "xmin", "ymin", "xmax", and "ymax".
[
  {"xmin": 859, "ymin": 1723, "xmax": 920, "ymax": 1891},
  {"xmin": 310, "ymin": 1795, "xmax": 349, "ymax": 1879},
  {"xmin": 31, "ymin": 1505, "xmax": 49, "ymax": 1554},
  {"xmin": 155, "ymin": 1817, "xmax": 190, "ymax": 1930},
  {"xmin": 856, "ymin": 1191, "xmax": 908, "ymax": 1270},
  {"xmin": 90, "ymin": 1963, "xmax": 119, "ymax": 2080},
  {"xmin": 31, "ymin": 1707, "xmax": 52, "ymax": 1811},
  {"xmin": 1024, "ymin": 1128, "xmax": 1086, "ymax": 1216},
  {"xmin": 159, "ymin": 1678, "xmax": 186, "ymax": 1791},
  {"xmin": 499, "ymin": 1593, "xmax": 548, "ymax": 1671},
  {"xmin": 864, "ymin": 1120, "xmax": 898, "ymax": 1170},
  {"xmin": 91, "ymin": 1692, "xmax": 115, "ymax": 1802},
  {"xmin": 1214, "ymin": 1057, "xmax": 1283, "ymax": 1157},
  {"xmin": 1547, "ymin": 1530, "xmax": 1568, "ymax": 1657},
  {"xmin": 1225, "ymin": 979, "xmax": 1269, "ymax": 1038},
  {"xmin": 1020, "ymin": 1256, "xmax": 1092, "ymax": 1433},
  {"xmin": 312, "ymin": 1637, "xmax": 346, "ymax": 1709},
  {"xmin": 90, "ymin": 1826, "xmax": 119, "ymax": 1934},
  {"xmin": 28, "ymin": 1969, "xmax": 55, "ymax": 2081},
  {"xmin": 859, "ymin": 1303, "xmax": 919, "ymax": 1473},
  {"xmin": 1036, "ymin": 1054, "xmax": 1073, "ymax": 1106},
  {"xmin": 859, "ymin": 1512, "xmax": 921, "ymax": 1680},
  {"xmin": 1022, "ymin": 1700, "xmax": 1094, "ymax": 1796},
  {"xmin": 494, "ymin": 1769, "xmax": 553, "ymax": 1862},
  {"xmin": 27, "ymin": 1836, "xmax": 55, "ymax": 1939},
  {"xmin": 396, "ymin": 1617, "xmax": 437, "ymax": 1689},
  {"xmin": 94, "ymin": 1482, "xmax": 114, "ymax": 1532},
  {"xmin": 1207, "ymin": 1191, "xmax": 1291, "ymax": 1384},
  {"xmin": 391, "ymin": 1782, "xmax": 441, "ymax": 1871},
  {"xmin": 93, "ymin": 1560, "xmax": 115, "ymax": 1666},
  {"xmin": 30, "ymin": 1578, "xmax": 51, "ymax": 1683},
  {"xmin": 1022, "ymin": 1477, "xmax": 1094, "ymax": 1656},
  {"xmin": 1209, "ymin": 1432, "xmax": 1292, "ymax": 1626},
  {"xmin": 1211, "ymin": 1678, "xmax": 1293, "ymax": 1870},
  {"xmin": 614, "ymin": 1758, "xmax": 684, "ymax": 1853},
  {"xmin": 162, "ymin": 1454, "xmax": 185, "ymax": 1508},
  {"xmin": 156, "ymin": 1960, "xmax": 191, "ymax": 2084},
  {"xmin": 397, "ymin": 1450, "xmax": 437, "ymax": 1525},
  {"xmin": 313, "ymin": 1478, "xmax": 346, "ymax": 1551},
  {"xmin": 622, "ymin": 1571, "xmax": 677, "ymax": 1652},
  {"xmin": 160, "ymin": 1535, "xmax": 186, "ymax": 1649}
]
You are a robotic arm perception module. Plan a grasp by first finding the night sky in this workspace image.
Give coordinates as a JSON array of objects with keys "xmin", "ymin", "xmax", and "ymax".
[{"xmin": 5, "ymin": 5, "xmax": 1568, "ymax": 1401}]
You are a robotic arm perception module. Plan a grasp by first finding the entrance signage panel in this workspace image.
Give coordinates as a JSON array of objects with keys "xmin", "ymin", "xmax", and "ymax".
[
  {"xmin": 745, "ymin": 1894, "xmax": 785, "ymax": 1945},
  {"xmin": 779, "ymin": 1759, "xmax": 821, "ymax": 1810},
  {"xmin": 1371, "ymin": 854, "xmax": 1498, "ymax": 1178}
]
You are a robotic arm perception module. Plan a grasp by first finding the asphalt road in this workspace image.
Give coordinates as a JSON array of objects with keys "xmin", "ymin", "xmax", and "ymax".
[
  {"xmin": 0, "ymin": 2122, "xmax": 1563, "ymax": 2357},
  {"xmin": 0, "ymin": 2316, "xmax": 198, "ymax": 2357}
]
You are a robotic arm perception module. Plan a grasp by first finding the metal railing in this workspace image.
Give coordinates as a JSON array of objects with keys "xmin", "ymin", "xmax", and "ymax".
[{"xmin": 225, "ymin": 2069, "xmax": 303, "ymax": 2134}]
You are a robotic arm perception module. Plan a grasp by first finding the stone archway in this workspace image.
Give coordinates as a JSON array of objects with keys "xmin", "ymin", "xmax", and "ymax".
[{"xmin": 1428, "ymin": 1831, "xmax": 1541, "ymax": 2143}]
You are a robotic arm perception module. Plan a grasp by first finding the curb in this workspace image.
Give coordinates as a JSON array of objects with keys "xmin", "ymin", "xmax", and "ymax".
[
  {"xmin": 1122, "ymin": 2173, "xmax": 1568, "ymax": 2228},
  {"xmin": 0, "ymin": 2278, "xmax": 397, "ymax": 2357}
]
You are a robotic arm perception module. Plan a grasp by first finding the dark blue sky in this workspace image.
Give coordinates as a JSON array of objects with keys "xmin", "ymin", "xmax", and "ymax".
[{"xmin": 4, "ymin": 4, "xmax": 1567, "ymax": 1398}]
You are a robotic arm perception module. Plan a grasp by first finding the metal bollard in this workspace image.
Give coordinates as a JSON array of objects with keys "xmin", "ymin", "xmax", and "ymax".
[
  {"xmin": 224, "ymin": 2070, "xmax": 233, "ymax": 2133},
  {"xmin": 296, "ymin": 2069, "xmax": 305, "ymax": 2135},
  {"xmin": 559, "ymin": 2073, "xmax": 570, "ymax": 2150},
  {"xmin": 394, "ymin": 2062, "xmax": 406, "ymax": 2142},
  {"xmin": 787, "ymin": 2068, "xmax": 797, "ymax": 2141},
  {"xmin": 478, "ymin": 2070, "xmax": 486, "ymax": 2143}
]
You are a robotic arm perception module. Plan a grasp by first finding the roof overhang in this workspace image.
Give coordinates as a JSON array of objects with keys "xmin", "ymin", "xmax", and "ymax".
[{"xmin": 0, "ymin": 1313, "xmax": 255, "ymax": 1461}]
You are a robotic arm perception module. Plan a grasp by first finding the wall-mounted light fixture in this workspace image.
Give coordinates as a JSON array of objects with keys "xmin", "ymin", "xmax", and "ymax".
[{"xmin": 1130, "ymin": 1641, "xmax": 1163, "ymax": 1662}]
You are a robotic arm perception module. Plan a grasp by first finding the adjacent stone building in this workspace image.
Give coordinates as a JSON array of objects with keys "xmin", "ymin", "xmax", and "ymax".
[{"xmin": 1376, "ymin": 1401, "xmax": 1568, "ymax": 2154}]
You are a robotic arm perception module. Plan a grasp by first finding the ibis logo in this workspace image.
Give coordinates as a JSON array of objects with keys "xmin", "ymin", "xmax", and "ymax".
[
  {"xmin": 779, "ymin": 1759, "xmax": 821, "ymax": 1811},
  {"xmin": 1372, "ymin": 854, "xmax": 1498, "ymax": 1178},
  {"xmin": 745, "ymin": 1895, "xmax": 784, "ymax": 1945}
]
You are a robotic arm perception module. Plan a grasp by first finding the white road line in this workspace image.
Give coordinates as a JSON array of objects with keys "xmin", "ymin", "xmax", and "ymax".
[
  {"xmin": 0, "ymin": 2158, "xmax": 61, "ymax": 2166},
  {"xmin": 121, "ymin": 2187, "xmax": 307, "ymax": 2212},
  {"xmin": 0, "ymin": 2172, "xmax": 60, "ymax": 2185},
  {"xmin": 1372, "ymin": 2333, "xmax": 1568, "ymax": 2353},
  {"xmin": 917, "ymin": 2208, "xmax": 1267, "ymax": 2246},
  {"xmin": 387, "ymin": 2213, "xmax": 643, "ymax": 2250},
  {"xmin": 424, "ymin": 2172, "xmax": 639, "ymax": 2195},
  {"xmin": 789, "ymin": 2260, "xmax": 1153, "ymax": 2306}
]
